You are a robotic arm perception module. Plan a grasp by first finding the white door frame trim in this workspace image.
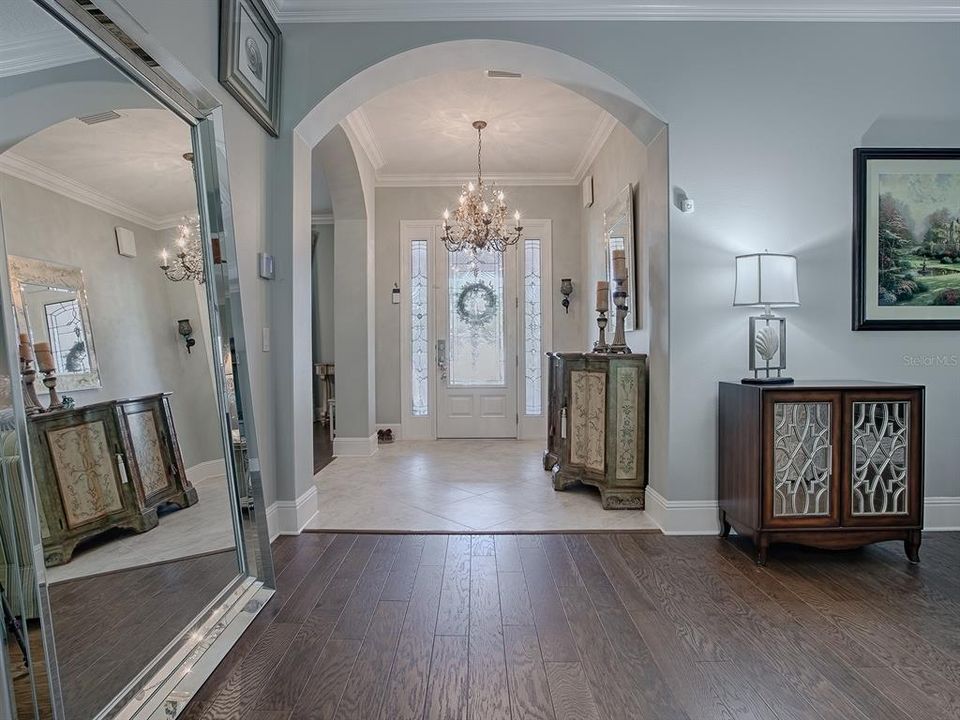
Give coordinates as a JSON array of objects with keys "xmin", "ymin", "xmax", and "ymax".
[{"xmin": 400, "ymin": 219, "xmax": 553, "ymax": 441}]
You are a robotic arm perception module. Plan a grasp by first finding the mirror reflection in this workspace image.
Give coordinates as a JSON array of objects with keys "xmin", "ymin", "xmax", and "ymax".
[
  {"xmin": 0, "ymin": 2, "xmax": 247, "ymax": 716},
  {"xmin": 603, "ymin": 183, "xmax": 638, "ymax": 331}
]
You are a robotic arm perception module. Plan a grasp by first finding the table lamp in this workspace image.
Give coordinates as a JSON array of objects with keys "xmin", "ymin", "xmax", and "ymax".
[{"xmin": 734, "ymin": 252, "xmax": 799, "ymax": 384}]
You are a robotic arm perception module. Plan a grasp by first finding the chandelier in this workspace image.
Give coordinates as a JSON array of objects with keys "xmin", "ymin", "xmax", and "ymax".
[
  {"xmin": 440, "ymin": 120, "xmax": 522, "ymax": 257},
  {"xmin": 160, "ymin": 214, "xmax": 205, "ymax": 284}
]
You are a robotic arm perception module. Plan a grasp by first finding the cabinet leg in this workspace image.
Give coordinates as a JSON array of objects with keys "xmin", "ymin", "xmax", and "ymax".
[
  {"xmin": 905, "ymin": 531, "xmax": 921, "ymax": 564},
  {"xmin": 756, "ymin": 535, "xmax": 769, "ymax": 566},
  {"xmin": 718, "ymin": 510, "xmax": 731, "ymax": 538}
]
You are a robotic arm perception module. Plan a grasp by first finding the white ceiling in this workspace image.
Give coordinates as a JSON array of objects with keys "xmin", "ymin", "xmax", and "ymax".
[
  {"xmin": 0, "ymin": 0, "xmax": 95, "ymax": 78},
  {"xmin": 1, "ymin": 109, "xmax": 196, "ymax": 229},
  {"xmin": 342, "ymin": 70, "xmax": 616, "ymax": 187},
  {"xmin": 265, "ymin": 0, "xmax": 960, "ymax": 22}
]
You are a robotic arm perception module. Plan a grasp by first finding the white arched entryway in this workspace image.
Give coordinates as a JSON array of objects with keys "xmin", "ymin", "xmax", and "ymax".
[{"xmin": 276, "ymin": 40, "xmax": 670, "ymax": 529}]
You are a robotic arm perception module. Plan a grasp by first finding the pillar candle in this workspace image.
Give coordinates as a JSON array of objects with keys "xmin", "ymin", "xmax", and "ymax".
[
  {"xmin": 596, "ymin": 281, "xmax": 609, "ymax": 312},
  {"xmin": 612, "ymin": 249, "xmax": 627, "ymax": 282},
  {"xmin": 34, "ymin": 342, "xmax": 54, "ymax": 372},
  {"xmin": 18, "ymin": 333, "xmax": 32, "ymax": 361}
]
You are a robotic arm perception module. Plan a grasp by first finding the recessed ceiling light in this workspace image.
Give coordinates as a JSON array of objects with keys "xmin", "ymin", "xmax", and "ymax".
[{"xmin": 486, "ymin": 70, "xmax": 522, "ymax": 79}]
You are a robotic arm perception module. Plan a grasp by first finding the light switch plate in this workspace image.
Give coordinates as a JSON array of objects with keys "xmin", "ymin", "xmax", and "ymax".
[
  {"xmin": 258, "ymin": 252, "xmax": 275, "ymax": 280},
  {"xmin": 262, "ymin": 327, "xmax": 270, "ymax": 352}
]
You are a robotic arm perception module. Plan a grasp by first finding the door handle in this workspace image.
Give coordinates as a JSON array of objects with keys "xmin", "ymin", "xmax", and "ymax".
[{"xmin": 437, "ymin": 339, "xmax": 447, "ymax": 381}]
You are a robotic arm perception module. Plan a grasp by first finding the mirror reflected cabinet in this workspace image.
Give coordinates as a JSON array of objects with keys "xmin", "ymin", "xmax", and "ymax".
[
  {"xmin": 603, "ymin": 184, "xmax": 638, "ymax": 331},
  {"xmin": 8, "ymin": 256, "xmax": 101, "ymax": 392}
]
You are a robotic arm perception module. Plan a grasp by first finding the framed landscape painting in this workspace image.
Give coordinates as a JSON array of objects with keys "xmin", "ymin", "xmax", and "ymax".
[
  {"xmin": 853, "ymin": 148, "xmax": 960, "ymax": 330},
  {"xmin": 219, "ymin": 0, "xmax": 281, "ymax": 136}
]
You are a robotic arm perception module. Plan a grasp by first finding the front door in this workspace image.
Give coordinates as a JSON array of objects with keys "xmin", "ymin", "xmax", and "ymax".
[{"xmin": 435, "ymin": 245, "xmax": 518, "ymax": 438}]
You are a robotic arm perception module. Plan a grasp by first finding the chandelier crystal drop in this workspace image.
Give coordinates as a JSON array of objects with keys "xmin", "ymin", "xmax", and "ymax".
[
  {"xmin": 160, "ymin": 215, "xmax": 205, "ymax": 284},
  {"xmin": 440, "ymin": 120, "xmax": 523, "ymax": 260}
]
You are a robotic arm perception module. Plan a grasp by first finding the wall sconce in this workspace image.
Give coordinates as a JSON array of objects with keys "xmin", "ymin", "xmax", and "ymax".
[
  {"xmin": 560, "ymin": 278, "xmax": 573, "ymax": 314},
  {"xmin": 177, "ymin": 319, "xmax": 196, "ymax": 353}
]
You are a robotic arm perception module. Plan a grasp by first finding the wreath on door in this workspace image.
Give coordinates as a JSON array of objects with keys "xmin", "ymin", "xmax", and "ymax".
[{"xmin": 456, "ymin": 282, "xmax": 498, "ymax": 327}]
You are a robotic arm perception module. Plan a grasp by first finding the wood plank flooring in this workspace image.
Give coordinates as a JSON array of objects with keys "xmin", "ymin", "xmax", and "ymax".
[
  {"xmin": 182, "ymin": 532, "xmax": 960, "ymax": 720},
  {"xmin": 49, "ymin": 549, "xmax": 238, "ymax": 719}
]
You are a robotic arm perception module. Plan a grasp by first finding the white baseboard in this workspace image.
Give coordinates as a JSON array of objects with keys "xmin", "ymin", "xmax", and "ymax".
[
  {"xmin": 334, "ymin": 433, "xmax": 379, "ymax": 457},
  {"xmin": 925, "ymin": 497, "xmax": 960, "ymax": 531},
  {"xmin": 646, "ymin": 489, "xmax": 960, "ymax": 535},
  {"xmin": 375, "ymin": 423, "xmax": 402, "ymax": 441},
  {"xmin": 266, "ymin": 485, "xmax": 319, "ymax": 539},
  {"xmin": 186, "ymin": 459, "xmax": 227, "ymax": 485},
  {"xmin": 646, "ymin": 488, "xmax": 719, "ymax": 535}
]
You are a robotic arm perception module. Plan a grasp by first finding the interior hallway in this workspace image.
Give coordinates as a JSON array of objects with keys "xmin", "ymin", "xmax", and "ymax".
[
  {"xmin": 182, "ymin": 531, "xmax": 960, "ymax": 720},
  {"xmin": 308, "ymin": 440, "xmax": 658, "ymax": 532}
]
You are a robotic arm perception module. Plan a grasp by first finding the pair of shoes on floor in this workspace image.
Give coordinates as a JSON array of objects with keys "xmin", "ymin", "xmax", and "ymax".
[{"xmin": 377, "ymin": 428, "xmax": 394, "ymax": 444}]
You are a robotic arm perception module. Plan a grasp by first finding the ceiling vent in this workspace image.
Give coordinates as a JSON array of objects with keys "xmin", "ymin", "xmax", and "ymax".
[
  {"xmin": 486, "ymin": 70, "xmax": 522, "ymax": 79},
  {"xmin": 78, "ymin": 110, "xmax": 122, "ymax": 125}
]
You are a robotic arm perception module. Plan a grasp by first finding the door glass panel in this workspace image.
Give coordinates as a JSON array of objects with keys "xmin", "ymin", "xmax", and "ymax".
[
  {"xmin": 410, "ymin": 239, "xmax": 429, "ymax": 416},
  {"xmin": 773, "ymin": 401, "xmax": 832, "ymax": 517},
  {"xmin": 852, "ymin": 401, "xmax": 910, "ymax": 515},
  {"xmin": 448, "ymin": 248, "xmax": 505, "ymax": 386},
  {"xmin": 523, "ymin": 239, "xmax": 542, "ymax": 415}
]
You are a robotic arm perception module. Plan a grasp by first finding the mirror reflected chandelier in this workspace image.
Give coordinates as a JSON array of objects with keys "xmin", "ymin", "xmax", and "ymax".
[
  {"xmin": 159, "ymin": 151, "xmax": 205, "ymax": 284},
  {"xmin": 440, "ymin": 120, "xmax": 523, "ymax": 259}
]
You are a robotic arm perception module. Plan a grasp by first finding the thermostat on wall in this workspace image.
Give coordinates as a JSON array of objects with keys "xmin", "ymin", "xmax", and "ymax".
[{"xmin": 258, "ymin": 252, "xmax": 275, "ymax": 280}]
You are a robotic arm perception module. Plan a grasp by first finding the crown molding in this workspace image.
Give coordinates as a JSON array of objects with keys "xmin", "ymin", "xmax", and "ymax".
[
  {"xmin": 343, "ymin": 109, "xmax": 386, "ymax": 170},
  {"xmin": 572, "ymin": 112, "xmax": 618, "ymax": 183},
  {"xmin": 269, "ymin": 0, "xmax": 960, "ymax": 22},
  {"xmin": 0, "ymin": 30, "xmax": 96, "ymax": 78},
  {"xmin": 0, "ymin": 153, "xmax": 191, "ymax": 231},
  {"xmin": 375, "ymin": 172, "xmax": 580, "ymax": 187}
]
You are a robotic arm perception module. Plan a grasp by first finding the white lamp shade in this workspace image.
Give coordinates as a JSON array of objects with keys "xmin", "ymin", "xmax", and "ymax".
[{"xmin": 734, "ymin": 253, "xmax": 800, "ymax": 307}]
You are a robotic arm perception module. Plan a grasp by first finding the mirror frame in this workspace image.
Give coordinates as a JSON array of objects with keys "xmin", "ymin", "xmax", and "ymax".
[
  {"xmin": 8, "ymin": 255, "xmax": 103, "ymax": 392},
  {"xmin": 0, "ymin": 1, "xmax": 277, "ymax": 718},
  {"xmin": 603, "ymin": 184, "xmax": 638, "ymax": 331}
]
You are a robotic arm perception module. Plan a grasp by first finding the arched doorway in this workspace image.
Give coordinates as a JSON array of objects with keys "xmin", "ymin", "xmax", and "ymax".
[{"xmin": 279, "ymin": 40, "xmax": 669, "ymax": 528}]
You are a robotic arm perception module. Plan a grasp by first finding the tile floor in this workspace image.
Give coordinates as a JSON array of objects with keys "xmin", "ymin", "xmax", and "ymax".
[
  {"xmin": 46, "ymin": 475, "xmax": 237, "ymax": 584},
  {"xmin": 306, "ymin": 439, "xmax": 659, "ymax": 532}
]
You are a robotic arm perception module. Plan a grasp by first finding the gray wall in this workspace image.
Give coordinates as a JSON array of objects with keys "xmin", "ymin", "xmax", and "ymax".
[
  {"xmin": 0, "ymin": 173, "xmax": 223, "ymax": 468},
  {"xmin": 276, "ymin": 21, "xmax": 960, "ymax": 503},
  {"xmin": 312, "ymin": 224, "xmax": 335, "ymax": 365},
  {"xmin": 374, "ymin": 184, "xmax": 583, "ymax": 424},
  {"xmin": 581, "ymin": 124, "xmax": 651, "ymax": 352}
]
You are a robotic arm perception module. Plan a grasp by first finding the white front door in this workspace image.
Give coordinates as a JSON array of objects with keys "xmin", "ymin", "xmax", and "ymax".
[{"xmin": 435, "ymin": 244, "xmax": 518, "ymax": 438}]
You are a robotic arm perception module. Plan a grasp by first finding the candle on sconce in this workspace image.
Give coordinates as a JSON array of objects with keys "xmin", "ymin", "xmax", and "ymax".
[
  {"xmin": 612, "ymin": 249, "xmax": 628, "ymax": 282},
  {"xmin": 33, "ymin": 342, "xmax": 54, "ymax": 372},
  {"xmin": 160, "ymin": 248, "xmax": 170, "ymax": 268},
  {"xmin": 18, "ymin": 333, "xmax": 32, "ymax": 362},
  {"xmin": 596, "ymin": 280, "xmax": 610, "ymax": 312}
]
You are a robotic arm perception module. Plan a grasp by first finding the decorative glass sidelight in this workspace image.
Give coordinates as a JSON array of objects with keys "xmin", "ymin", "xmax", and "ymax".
[
  {"xmin": 410, "ymin": 239, "xmax": 429, "ymax": 416},
  {"xmin": 772, "ymin": 401, "xmax": 832, "ymax": 517},
  {"xmin": 851, "ymin": 401, "xmax": 910, "ymax": 515},
  {"xmin": 523, "ymin": 239, "xmax": 542, "ymax": 415},
  {"xmin": 448, "ymin": 246, "xmax": 505, "ymax": 386}
]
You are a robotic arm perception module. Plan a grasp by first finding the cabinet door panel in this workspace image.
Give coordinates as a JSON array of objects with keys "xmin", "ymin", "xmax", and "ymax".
[
  {"xmin": 842, "ymin": 391, "xmax": 923, "ymax": 527},
  {"xmin": 763, "ymin": 391, "xmax": 841, "ymax": 528}
]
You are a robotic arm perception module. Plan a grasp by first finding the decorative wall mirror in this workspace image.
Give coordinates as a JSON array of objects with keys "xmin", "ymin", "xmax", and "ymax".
[
  {"xmin": 0, "ymin": 1, "xmax": 275, "ymax": 719},
  {"xmin": 8, "ymin": 256, "xmax": 101, "ymax": 392},
  {"xmin": 603, "ymin": 184, "xmax": 638, "ymax": 331}
]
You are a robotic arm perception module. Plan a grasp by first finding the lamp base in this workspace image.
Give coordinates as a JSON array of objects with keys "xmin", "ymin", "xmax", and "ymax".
[{"xmin": 741, "ymin": 376, "xmax": 794, "ymax": 385}]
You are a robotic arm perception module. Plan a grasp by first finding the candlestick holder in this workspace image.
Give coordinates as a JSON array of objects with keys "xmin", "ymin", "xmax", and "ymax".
[
  {"xmin": 608, "ymin": 277, "xmax": 632, "ymax": 354},
  {"xmin": 40, "ymin": 369, "xmax": 63, "ymax": 411},
  {"xmin": 592, "ymin": 310, "xmax": 610, "ymax": 353},
  {"xmin": 19, "ymin": 360, "xmax": 43, "ymax": 415}
]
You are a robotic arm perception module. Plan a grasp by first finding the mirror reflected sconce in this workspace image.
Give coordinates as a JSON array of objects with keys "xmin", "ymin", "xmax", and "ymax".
[
  {"xmin": 560, "ymin": 278, "xmax": 573, "ymax": 313},
  {"xmin": 177, "ymin": 319, "xmax": 196, "ymax": 353}
]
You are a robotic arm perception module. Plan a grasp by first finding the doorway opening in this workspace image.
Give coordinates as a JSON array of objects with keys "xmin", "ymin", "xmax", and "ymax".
[{"xmin": 298, "ymin": 42, "xmax": 668, "ymax": 532}]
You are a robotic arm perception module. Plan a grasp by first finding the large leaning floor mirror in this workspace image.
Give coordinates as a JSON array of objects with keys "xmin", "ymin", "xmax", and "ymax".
[{"xmin": 0, "ymin": 1, "xmax": 274, "ymax": 718}]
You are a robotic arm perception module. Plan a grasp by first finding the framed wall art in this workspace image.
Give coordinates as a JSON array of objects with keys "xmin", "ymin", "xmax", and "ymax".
[
  {"xmin": 219, "ymin": 0, "xmax": 282, "ymax": 136},
  {"xmin": 853, "ymin": 148, "xmax": 960, "ymax": 330}
]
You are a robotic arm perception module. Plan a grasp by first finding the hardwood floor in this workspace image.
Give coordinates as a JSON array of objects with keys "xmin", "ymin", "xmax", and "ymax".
[
  {"xmin": 48, "ymin": 550, "xmax": 238, "ymax": 719},
  {"xmin": 182, "ymin": 532, "xmax": 960, "ymax": 720}
]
